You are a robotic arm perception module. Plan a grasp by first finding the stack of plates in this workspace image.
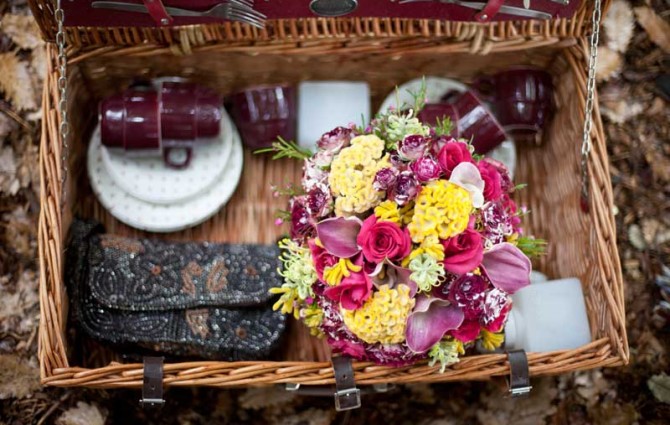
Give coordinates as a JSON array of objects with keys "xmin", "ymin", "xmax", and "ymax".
[{"xmin": 87, "ymin": 109, "xmax": 244, "ymax": 233}]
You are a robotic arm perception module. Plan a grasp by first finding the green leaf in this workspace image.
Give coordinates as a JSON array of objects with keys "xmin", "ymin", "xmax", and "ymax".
[{"xmin": 254, "ymin": 137, "xmax": 312, "ymax": 161}]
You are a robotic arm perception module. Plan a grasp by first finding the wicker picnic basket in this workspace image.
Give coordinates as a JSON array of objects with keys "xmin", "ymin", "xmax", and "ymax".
[{"xmin": 29, "ymin": 0, "xmax": 628, "ymax": 390}]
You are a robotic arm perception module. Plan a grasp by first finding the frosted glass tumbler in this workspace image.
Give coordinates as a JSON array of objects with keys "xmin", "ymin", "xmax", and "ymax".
[
  {"xmin": 505, "ymin": 278, "xmax": 592, "ymax": 352},
  {"xmin": 298, "ymin": 81, "xmax": 370, "ymax": 151}
]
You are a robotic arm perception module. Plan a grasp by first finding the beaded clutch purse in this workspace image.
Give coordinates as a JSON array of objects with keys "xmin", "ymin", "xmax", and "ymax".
[{"xmin": 66, "ymin": 219, "xmax": 286, "ymax": 360}]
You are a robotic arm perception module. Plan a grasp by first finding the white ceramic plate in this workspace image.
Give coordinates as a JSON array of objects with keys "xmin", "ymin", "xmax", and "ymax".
[
  {"xmin": 88, "ymin": 122, "xmax": 244, "ymax": 233},
  {"xmin": 379, "ymin": 76, "xmax": 516, "ymax": 179},
  {"xmin": 101, "ymin": 109, "xmax": 233, "ymax": 205}
]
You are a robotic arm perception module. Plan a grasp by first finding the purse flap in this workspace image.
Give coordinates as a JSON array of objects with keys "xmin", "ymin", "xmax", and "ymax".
[{"xmin": 86, "ymin": 232, "xmax": 281, "ymax": 311}]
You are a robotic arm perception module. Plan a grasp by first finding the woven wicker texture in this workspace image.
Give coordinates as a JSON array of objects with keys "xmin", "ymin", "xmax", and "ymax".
[
  {"xmin": 36, "ymin": 29, "xmax": 628, "ymax": 387},
  {"xmin": 28, "ymin": 1, "xmax": 610, "ymax": 51}
]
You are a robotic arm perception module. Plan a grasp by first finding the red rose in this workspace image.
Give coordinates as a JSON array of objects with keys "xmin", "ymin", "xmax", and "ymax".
[
  {"xmin": 323, "ymin": 270, "xmax": 373, "ymax": 310},
  {"xmin": 442, "ymin": 228, "xmax": 484, "ymax": 274},
  {"xmin": 478, "ymin": 160, "xmax": 503, "ymax": 202},
  {"xmin": 437, "ymin": 141, "xmax": 473, "ymax": 178},
  {"xmin": 356, "ymin": 215, "xmax": 412, "ymax": 264},
  {"xmin": 449, "ymin": 319, "xmax": 481, "ymax": 343}
]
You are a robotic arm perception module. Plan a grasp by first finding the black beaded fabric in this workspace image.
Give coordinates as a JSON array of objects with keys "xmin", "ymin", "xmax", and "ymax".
[{"xmin": 66, "ymin": 219, "xmax": 286, "ymax": 361}]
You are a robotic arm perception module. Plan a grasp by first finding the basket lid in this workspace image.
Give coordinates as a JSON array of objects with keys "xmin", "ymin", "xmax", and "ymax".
[{"xmin": 29, "ymin": 0, "xmax": 608, "ymax": 48}]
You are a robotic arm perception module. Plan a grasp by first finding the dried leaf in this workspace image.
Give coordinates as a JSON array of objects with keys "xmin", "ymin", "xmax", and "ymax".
[
  {"xmin": 648, "ymin": 374, "xmax": 670, "ymax": 404},
  {"xmin": 0, "ymin": 111, "xmax": 16, "ymax": 139},
  {"xmin": 596, "ymin": 47, "xmax": 623, "ymax": 82},
  {"xmin": 0, "ymin": 354, "xmax": 40, "ymax": 399},
  {"xmin": 0, "ymin": 145, "xmax": 20, "ymax": 196},
  {"xmin": 56, "ymin": 402, "xmax": 106, "ymax": 425},
  {"xmin": 477, "ymin": 378, "xmax": 558, "ymax": 425},
  {"xmin": 603, "ymin": 0, "xmax": 634, "ymax": 53},
  {"xmin": 0, "ymin": 14, "xmax": 43, "ymax": 50},
  {"xmin": 0, "ymin": 52, "xmax": 38, "ymax": 111},
  {"xmin": 634, "ymin": 7, "xmax": 670, "ymax": 53},
  {"xmin": 0, "ymin": 270, "xmax": 39, "ymax": 334},
  {"xmin": 628, "ymin": 224, "xmax": 646, "ymax": 251}
]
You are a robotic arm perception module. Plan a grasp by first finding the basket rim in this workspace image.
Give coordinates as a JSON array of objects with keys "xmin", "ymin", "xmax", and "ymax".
[
  {"xmin": 36, "ymin": 36, "xmax": 629, "ymax": 388},
  {"xmin": 28, "ymin": 0, "xmax": 611, "ymax": 49}
]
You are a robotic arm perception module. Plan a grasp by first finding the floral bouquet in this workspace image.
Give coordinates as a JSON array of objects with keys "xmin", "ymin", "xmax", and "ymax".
[{"xmin": 262, "ymin": 86, "xmax": 544, "ymax": 371}]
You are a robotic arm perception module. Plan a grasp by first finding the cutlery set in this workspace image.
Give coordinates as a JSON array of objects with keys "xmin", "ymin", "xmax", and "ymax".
[
  {"xmin": 89, "ymin": 0, "xmax": 574, "ymax": 27},
  {"xmin": 92, "ymin": 0, "xmax": 267, "ymax": 28}
]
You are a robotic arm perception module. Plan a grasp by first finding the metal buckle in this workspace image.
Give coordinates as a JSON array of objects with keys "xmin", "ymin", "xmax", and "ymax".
[
  {"xmin": 509, "ymin": 385, "xmax": 533, "ymax": 398},
  {"xmin": 334, "ymin": 388, "xmax": 361, "ymax": 411}
]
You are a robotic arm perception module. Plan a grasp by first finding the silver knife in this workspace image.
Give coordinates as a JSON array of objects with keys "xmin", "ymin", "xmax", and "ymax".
[{"xmin": 399, "ymin": 0, "xmax": 553, "ymax": 20}]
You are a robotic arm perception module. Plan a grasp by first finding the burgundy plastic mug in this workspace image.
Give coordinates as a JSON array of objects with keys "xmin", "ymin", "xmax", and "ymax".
[
  {"xmin": 100, "ymin": 82, "xmax": 223, "ymax": 168},
  {"xmin": 445, "ymin": 90, "xmax": 507, "ymax": 154},
  {"xmin": 100, "ymin": 88, "xmax": 161, "ymax": 152},
  {"xmin": 417, "ymin": 103, "xmax": 459, "ymax": 137},
  {"xmin": 473, "ymin": 68, "xmax": 554, "ymax": 141},
  {"xmin": 160, "ymin": 81, "xmax": 222, "ymax": 140},
  {"xmin": 228, "ymin": 84, "xmax": 297, "ymax": 150}
]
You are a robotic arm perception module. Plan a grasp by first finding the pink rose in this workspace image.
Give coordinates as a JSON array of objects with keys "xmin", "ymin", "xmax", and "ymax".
[
  {"xmin": 410, "ymin": 156, "xmax": 442, "ymax": 182},
  {"xmin": 437, "ymin": 141, "xmax": 473, "ymax": 178},
  {"xmin": 323, "ymin": 270, "xmax": 373, "ymax": 310},
  {"xmin": 478, "ymin": 160, "xmax": 503, "ymax": 202},
  {"xmin": 356, "ymin": 215, "xmax": 412, "ymax": 264},
  {"xmin": 442, "ymin": 228, "xmax": 484, "ymax": 274}
]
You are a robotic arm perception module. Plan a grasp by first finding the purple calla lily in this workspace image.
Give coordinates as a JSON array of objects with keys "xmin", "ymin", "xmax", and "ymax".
[
  {"xmin": 406, "ymin": 296, "xmax": 465, "ymax": 353},
  {"xmin": 316, "ymin": 216, "xmax": 362, "ymax": 258},
  {"xmin": 481, "ymin": 242, "xmax": 531, "ymax": 294}
]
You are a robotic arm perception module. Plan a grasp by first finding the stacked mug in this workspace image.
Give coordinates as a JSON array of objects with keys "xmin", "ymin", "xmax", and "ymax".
[{"xmin": 100, "ymin": 80, "xmax": 222, "ymax": 168}]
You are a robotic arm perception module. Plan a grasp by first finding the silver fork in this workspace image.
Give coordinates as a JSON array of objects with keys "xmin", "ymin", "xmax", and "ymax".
[
  {"xmin": 399, "ymin": 0, "xmax": 552, "ymax": 19},
  {"xmin": 92, "ymin": 1, "xmax": 267, "ymax": 28}
]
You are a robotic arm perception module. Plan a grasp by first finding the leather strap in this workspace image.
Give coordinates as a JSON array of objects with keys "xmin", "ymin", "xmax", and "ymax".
[
  {"xmin": 331, "ymin": 356, "xmax": 361, "ymax": 411},
  {"xmin": 506, "ymin": 350, "xmax": 532, "ymax": 397},
  {"xmin": 474, "ymin": 0, "xmax": 504, "ymax": 22},
  {"xmin": 285, "ymin": 383, "xmax": 391, "ymax": 397},
  {"xmin": 141, "ymin": 356, "xmax": 165, "ymax": 407},
  {"xmin": 143, "ymin": 0, "xmax": 173, "ymax": 26}
]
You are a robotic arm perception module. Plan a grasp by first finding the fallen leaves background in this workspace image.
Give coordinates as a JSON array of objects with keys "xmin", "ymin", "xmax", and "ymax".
[{"xmin": 0, "ymin": 0, "xmax": 668, "ymax": 423}]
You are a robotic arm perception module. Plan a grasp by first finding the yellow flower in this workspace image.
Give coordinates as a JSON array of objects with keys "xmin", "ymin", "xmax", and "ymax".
[
  {"xmin": 402, "ymin": 235, "xmax": 445, "ymax": 267},
  {"xmin": 399, "ymin": 201, "xmax": 415, "ymax": 225},
  {"xmin": 323, "ymin": 258, "xmax": 362, "ymax": 286},
  {"xmin": 342, "ymin": 284, "xmax": 415, "ymax": 344},
  {"xmin": 270, "ymin": 286, "xmax": 300, "ymax": 319},
  {"xmin": 301, "ymin": 304, "xmax": 324, "ymax": 337},
  {"xmin": 480, "ymin": 329, "xmax": 505, "ymax": 351},
  {"xmin": 329, "ymin": 135, "xmax": 390, "ymax": 216},
  {"xmin": 375, "ymin": 200, "xmax": 401, "ymax": 224},
  {"xmin": 408, "ymin": 180, "xmax": 472, "ymax": 243}
]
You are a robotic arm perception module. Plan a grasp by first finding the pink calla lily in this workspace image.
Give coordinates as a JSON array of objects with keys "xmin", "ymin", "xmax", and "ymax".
[
  {"xmin": 316, "ymin": 216, "xmax": 362, "ymax": 258},
  {"xmin": 481, "ymin": 242, "xmax": 531, "ymax": 294},
  {"xmin": 406, "ymin": 296, "xmax": 465, "ymax": 353}
]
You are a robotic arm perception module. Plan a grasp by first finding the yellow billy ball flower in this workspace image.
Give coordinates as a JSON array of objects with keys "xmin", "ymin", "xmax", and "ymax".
[
  {"xmin": 342, "ymin": 284, "xmax": 415, "ymax": 344},
  {"xmin": 408, "ymin": 179, "xmax": 472, "ymax": 243},
  {"xmin": 374, "ymin": 200, "xmax": 401, "ymax": 224},
  {"xmin": 329, "ymin": 135, "xmax": 390, "ymax": 216}
]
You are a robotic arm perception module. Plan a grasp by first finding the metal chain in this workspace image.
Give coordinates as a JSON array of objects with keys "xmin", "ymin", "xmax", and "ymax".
[
  {"xmin": 55, "ymin": 0, "xmax": 69, "ymax": 212},
  {"xmin": 580, "ymin": 0, "xmax": 603, "ymax": 208}
]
